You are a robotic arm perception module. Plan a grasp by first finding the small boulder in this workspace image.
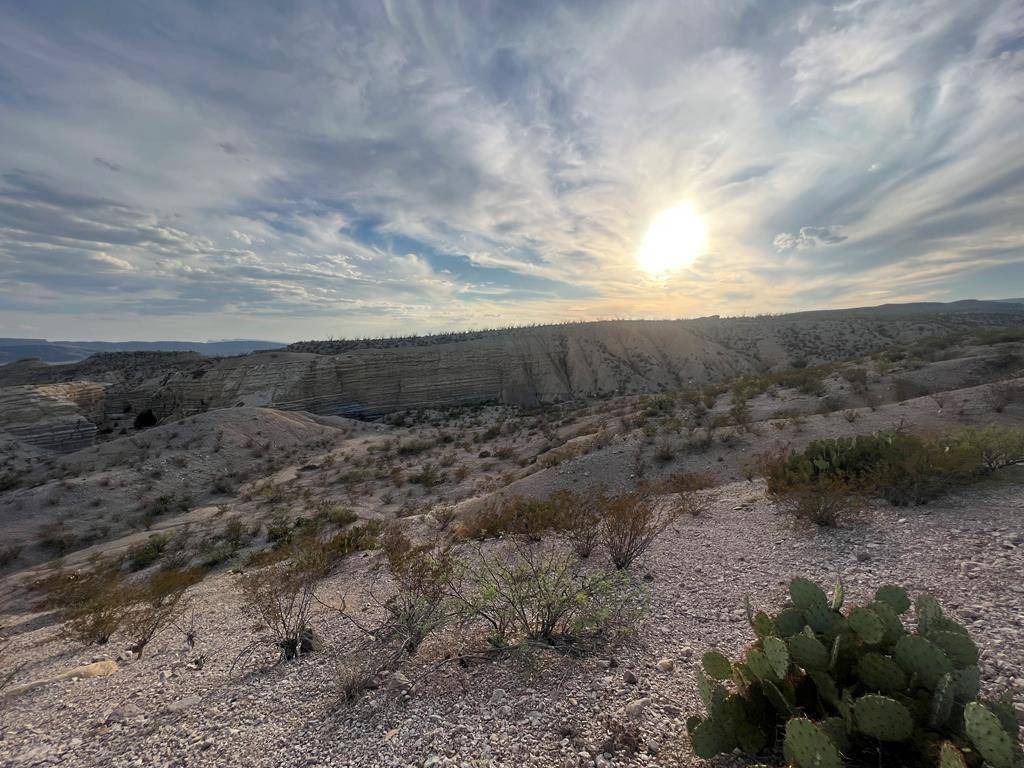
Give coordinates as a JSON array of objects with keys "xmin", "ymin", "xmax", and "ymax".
[
  {"xmin": 625, "ymin": 697, "xmax": 652, "ymax": 719},
  {"xmin": 656, "ymin": 658, "xmax": 675, "ymax": 672},
  {"xmin": 166, "ymin": 695, "xmax": 201, "ymax": 713}
]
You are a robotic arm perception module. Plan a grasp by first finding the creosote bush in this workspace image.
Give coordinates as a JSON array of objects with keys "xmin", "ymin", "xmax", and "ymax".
[
  {"xmin": 689, "ymin": 577, "xmax": 1021, "ymax": 768},
  {"xmin": 237, "ymin": 559, "xmax": 320, "ymax": 663},
  {"xmin": 600, "ymin": 492, "xmax": 682, "ymax": 569},
  {"xmin": 124, "ymin": 568, "xmax": 200, "ymax": 657},
  {"xmin": 446, "ymin": 538, "xmax": 644, "ymax": 649}
]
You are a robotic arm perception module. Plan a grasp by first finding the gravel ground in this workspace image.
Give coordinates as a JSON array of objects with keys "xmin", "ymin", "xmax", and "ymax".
[{"xmin": 1, "ymin": 479, "xmax": 1022, "ymax": 768}]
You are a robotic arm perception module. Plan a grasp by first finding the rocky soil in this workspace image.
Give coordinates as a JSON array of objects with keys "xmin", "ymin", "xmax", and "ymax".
[{"xmin": 1, "ymin": 479, "xmax": 1022, "ymax": 768}]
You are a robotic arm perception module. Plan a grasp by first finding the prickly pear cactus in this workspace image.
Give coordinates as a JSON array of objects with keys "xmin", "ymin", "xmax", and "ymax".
[
  {"xmin": 852, "ymin": 694, "xmax": 914, "ymax": 741},
  {"xmin": 688, "ymin": 576, "xmax": 1024, "ymax": 767},
  {"xmin": 963, "ymin": 701, "xmax": 1019, "ymax": 768},
  {"xmin": 784, "ymin": 718, "xmax": 842, "ymax": 768}
]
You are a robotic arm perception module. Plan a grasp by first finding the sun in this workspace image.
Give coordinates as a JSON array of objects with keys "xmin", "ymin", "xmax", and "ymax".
[{"xmin": 636, "ymin": 202, "xmax": 707, "ymax": 276}]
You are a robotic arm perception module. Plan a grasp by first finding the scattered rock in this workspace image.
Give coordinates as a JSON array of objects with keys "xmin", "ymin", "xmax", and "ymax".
[
  {"xmin": 166, "ymin": 695, "xmax": 202, "ymax": 713},
  {"xmin": 625, "ymin": 698, "xmax": 651, "ymax": 719}
]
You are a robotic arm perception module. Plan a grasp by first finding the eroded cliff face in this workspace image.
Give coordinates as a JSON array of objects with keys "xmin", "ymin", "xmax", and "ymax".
[
  {"xmin": 0, "ymin": 382, "xmax": 108, "ymax": 452},
  {"xmin": 170, "ymin": 322, "xmax": 756, "ymax": 417},
  {"xmin": 2, "ymin": 310, "xmax": 1022, "ymax": 449}
]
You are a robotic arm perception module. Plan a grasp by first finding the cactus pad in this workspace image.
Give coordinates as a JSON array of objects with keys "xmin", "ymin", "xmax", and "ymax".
[
  {"xmin": 788, "ymin": 628, "xmax": 830, "ymax": 671},
  {"xmin": 784, "ymin": 718, "xmax": 842, "ymax": 768},
  {"xmin": 764, "ymin": 636, "xmax": 790, "ymax": 679},
  {"xmin": 775, "ymin": 607, "xmax": 807, "ymax": 637},
  {"xmin": 810, "ymin": 671, "xmax": 839, "ymax": 706},
  {"xmin": 915, "ymin": 593, "xmax": 944, "ymax": 632},
  {"xmin": 928, "ymin": 629, "xmax": 979, "ymax": 667},
  {"xmin": 953, "ymin": 665, "xmax": 980, "ymax": 700},
  {"xmin": 964, "ymin": 702, "xmax": 1018, "ymax": 768},
  {"xmin": 930, "ymin": 672, "xmax": 955, "ymax": 728},
  {"xmin": 856, "ymin": 652, "xmax": 907, "ymax": 694},
  {"xmin": 746, "ymin": 648, "xmax": 777, "ymax": 681},
  {"xmin": 875, "ymin": 584, "xmax": 911, "ymax": 613},
  {"xmin": 751, "ymin": 610, "xmax": 775, "ymax": 638},
  {"xmin": 803, "ymin": 602, "xmax": 839, "ymax": 635},
  {"xmin": 853, "ymin": 694, "xmax": 914, "ymax": 741},
  {"xmin": 702, "ymin": 650, "xmax": 733, "ymax": 681},
  {"xmin": 690, "ymin": 717, "xmax": 729, "ymax": 759},
  {"xmin": 868, "ymin": 600, "xmax": 906, "ymax": 645},
  {"xmin": 893, "ymin": 634, "xmax": 952, "ymax": 690},
  {"xmin": 819, "ymin": 716, "xmax": 850, "ymax": 754},
  {"xmin": 848, "ymin": 606, "xmax": 884, "ymax": 645},
  {"xmin": 790, "ymin": 577, "xmax": 828, "ymax": 610},
  {"xmin": 736, "ymin": 720, "xmax": 767, "ymax": 754}
]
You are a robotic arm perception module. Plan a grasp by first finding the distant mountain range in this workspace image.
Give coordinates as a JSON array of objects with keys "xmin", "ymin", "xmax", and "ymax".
[{"xmin": 0, "ymin": 338, "xmax": 285, "ymax": 365}]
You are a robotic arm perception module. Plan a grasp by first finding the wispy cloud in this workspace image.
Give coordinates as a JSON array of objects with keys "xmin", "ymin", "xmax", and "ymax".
[{"xmin": 0, "ymin": 0, "xmax": 1022, "ymax": 340}]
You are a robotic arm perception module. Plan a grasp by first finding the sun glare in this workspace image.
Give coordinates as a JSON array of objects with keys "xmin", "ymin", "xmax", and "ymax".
[{"xmin": 636, "ymin": 202, "xmax": 707, "ymax": 276}]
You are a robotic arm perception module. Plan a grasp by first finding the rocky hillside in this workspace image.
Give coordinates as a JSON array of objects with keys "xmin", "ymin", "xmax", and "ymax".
[{"xmin": 1, "ymin": 302, "xmax": 1022, "ymax": 453}]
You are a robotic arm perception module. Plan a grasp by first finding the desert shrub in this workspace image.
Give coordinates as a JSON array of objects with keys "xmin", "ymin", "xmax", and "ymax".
[
  {"xmin": 688, "ymin": 577, "xmax": 1022, "ymax": 768},
  {"xmin": 237, "ymin": 560, "xmax": 320, "ymax": 662},
  {"xmin": 840, "ymin": 366, "xmax": 869, "ymax": 391},
  {"xmin": 410, "ymin": 463, "xmax": 444, "ymax": 488},
  {"xmin": 761, "ymin": 431, "xmax": 986, "ymax": 508},
  {"xmin": 458, "ymin": 495, "xmax": 567, "ymax": 541},
  {"xmin": 397, "ymin": 439, "xmax": 432, "ymax": 456},
  {"xmin": 127, "ymin": 533, "xmax": 170, "ymax": 571},
  {"xmin": 264, "ymin": 512, "xmax": 294, "ymax": 546},
  {"xmin": 447, "ymin": 539, "xmax": 643, "ymax": 648},
  {"xmin": 37, "ymin": 521, "xmax": 77, "ymax": 557},
  {"xmin": 52, "ymin": 567, "xmax": 128, "ymax": 645},
  {"xmin": 600, "ymin": 492, "xmax": 681, "ymax": 569},
  {"xmin": 553, "ymin": 490, "xmax": 604, "ymax": 559},
  {"xmin": 124, "ymin": 568, "xmax": 200, "ymax": 657},
  {"xmin": 314, "ymin": 501, "xmax": 358, "ymax": 527},
  {"xmin": 773, "ymin": 477, "xmax": 858, "ymax": 527},
  {"xmin": 949, "ymin": 426, "xmax": 1024, "ymax": 473},
  {"xmin": 315, "ymin": 522, "xmax": 380, "ymax": 571},
  {"xmin": 655, "ymin": 438, "xmax": 677, "ymax": 462},
  {"xmin": 376, "ymin": 527, "xmax": 454, "ymax": 657},
  {"xmin": 653, "ymin": 470, "xmax": 717, "ymax": 494}
]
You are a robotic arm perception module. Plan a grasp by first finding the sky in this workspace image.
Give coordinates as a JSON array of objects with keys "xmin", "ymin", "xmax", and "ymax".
[{"xmin": 1, "ymin": 0, "xmax": 1023, "ymax": 342}]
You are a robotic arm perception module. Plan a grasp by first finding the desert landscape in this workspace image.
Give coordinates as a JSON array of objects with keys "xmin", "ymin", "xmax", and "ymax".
[
  {"xmin": 1, "ymin": 303, "xmax": 1022, "ymax": 767},
  {"xmin": 3, "ymin": 2, "xmax": 1023, "ymax": 766}
]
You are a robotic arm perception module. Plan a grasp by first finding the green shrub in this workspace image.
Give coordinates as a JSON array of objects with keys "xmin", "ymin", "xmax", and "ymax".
[
  {"xmin": 688, "ymin": 577, "xmax": 1022, "ymax": 768},
  {"xmin": 759, "ymin": 430, "xmax": 1002, "ymax": 509},
  {"xmin": 265, "ymin": 512, "xmax": 294, "ymax": 547},
  {"xmin": 127, "ymin": 533, "xmax": 170, "ymax": 571},
  {"xmin": 448, "ymin": 539, "xmax": 643, "ymax": 648},
  {"xmin": 949, "ymin": 426, "xmax": 1024, "ymax": 473}
]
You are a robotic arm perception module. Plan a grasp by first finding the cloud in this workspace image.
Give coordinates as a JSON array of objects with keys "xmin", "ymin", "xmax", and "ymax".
[
  {"xmin": 93, "ymin": 157, "xmax": 121, "ymax": 172},
  {"xmin": 773, "ymin": 225, "xmax": 848, "ymax": 251},
  {"xmin": 0, "ymin": 0, "xmax": 1022, "ymax": 340}
]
